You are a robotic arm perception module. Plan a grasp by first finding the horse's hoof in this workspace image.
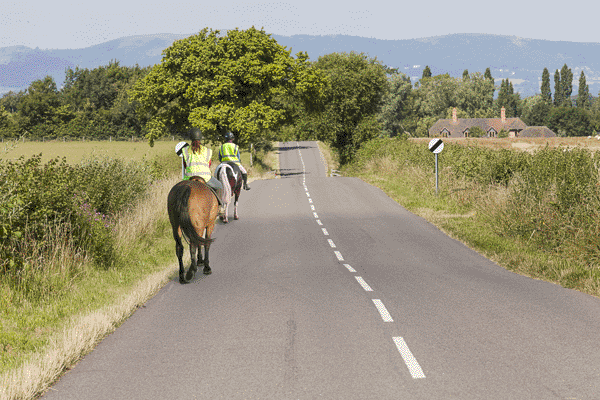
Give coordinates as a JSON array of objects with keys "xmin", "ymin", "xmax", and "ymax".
[
  {"xmin": 179, "ymin": 275, "xmax": 187, "ymax": 284},
  {"xmin": 223, "ymin": 219, "xmax": 228, "ymax": 224},
  {"xmin": 203, "ymin": 268, "xmax": 212, "ymax": 275},
  {"xmin": 185, "ymin": 269, "xmax": 195, "ymax": 281},
  {"xmin": 234, "ymin": 215, "xmax": 239, "ymax": 220}
]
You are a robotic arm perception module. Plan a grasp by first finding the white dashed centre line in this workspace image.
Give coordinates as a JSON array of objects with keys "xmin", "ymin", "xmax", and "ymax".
[
  {"xmin": 322, "ymin": 228, "xmax": 329, "ymax": 235},
  {"xmin": 393, "ymin": 337, "xmax": 426, "ymax": 379},
  {"xmin": 316, "ymin": 220, "xmax": 323, "ymax": 225},
  {"xmin": 310, "ymin": 205, "xmax": 315, "ymax": 210},
  {"xmin": 355, "ymin": 276, "xmax": 373, "ymax": 291},
  {"xmin": 308, "ymin": 198, "xmax": 313, "ymax": 203},
  {"xmin": 372, "ymin": 299, "xmax": 393, "ymax": 322},
  {"xmin": 343, "ymin": 264, "xmax": 356, "ymax": 272},
  {"xmin": 328, "ymin": 239, "xmax": 336, "ymax": 248},
  {"xmin": 313, "ymin": 212, "xmax": 319, "ymax": 218},
  {"xmin": 306, "ymin": 192, "xmax": 310, "ymax": 197},
  {"xmin": 334, "ymin": 251, "xmax": 344, "ymax": 261}
]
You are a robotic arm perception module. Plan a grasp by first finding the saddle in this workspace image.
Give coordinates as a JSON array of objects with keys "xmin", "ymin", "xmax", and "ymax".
[
  {"xmin": 189, "ymin": 176, "xmax": 222, "ymax": 206},
  {"xmin": 214, "ymin": 162, "xmax": 239, "ymax": 182}
]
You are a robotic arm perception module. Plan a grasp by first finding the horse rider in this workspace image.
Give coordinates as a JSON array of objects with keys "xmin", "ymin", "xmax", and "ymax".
[
  {"xmin": 178, "ymin": 128, "xmax": 226, "ymax": 216},
  {"xmin": 218, "ymin": 131, "xmax": 251, "ymax": 190}
]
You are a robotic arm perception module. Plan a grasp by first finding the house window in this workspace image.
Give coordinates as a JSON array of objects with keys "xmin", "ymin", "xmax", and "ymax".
[
  {"xmin": 464, "ymin": 129, "xmax": 469, "ymax": 138},
  {"xmin": 441, "ymin": 128, "xmax": 449, "ymax": 138},
  {"xmin": 488, "ymin": 128, "xmax": 497, "ymax": 138}
]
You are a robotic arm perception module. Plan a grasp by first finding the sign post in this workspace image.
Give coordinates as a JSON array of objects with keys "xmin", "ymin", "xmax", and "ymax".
[{"xmin": 428, "ymin": 138, "xmax": 444, "ymax": 195}]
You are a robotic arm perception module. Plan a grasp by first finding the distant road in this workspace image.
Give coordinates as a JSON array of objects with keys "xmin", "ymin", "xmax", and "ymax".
[{"xmin": 43, "ymin": 141, "xmax": 600, "ymax": 399}]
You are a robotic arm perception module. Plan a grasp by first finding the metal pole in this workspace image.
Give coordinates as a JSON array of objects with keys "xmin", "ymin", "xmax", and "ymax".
[{"xmin": 435, "ymin": 153, "xmax": 439, "ymax": 196}]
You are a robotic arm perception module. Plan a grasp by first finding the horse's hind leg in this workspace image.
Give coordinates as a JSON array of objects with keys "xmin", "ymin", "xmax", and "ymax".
[
  {"xmin": 173, "ymin": 228, "xmax": 186, "ymax": 283},
  {"xmin": 203, "ymin": 227, "xmax": 214, "ymax": 275},
  {"xmin": 233, "ymin": 190, "xmax": 240, "ymax": 220},
  {"xmin": 185, "ymin": 242, "xmax": 199, "ymax": 282}
]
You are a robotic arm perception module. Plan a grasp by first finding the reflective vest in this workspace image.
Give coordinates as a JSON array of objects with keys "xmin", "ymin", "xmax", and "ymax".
[
  {"xmin": 183, "ymin": 146, "xmax": 212, "ymax": 181},
  {"xmin": 219, "ymin": 142, "xmax": 241, "ymax": 165}
]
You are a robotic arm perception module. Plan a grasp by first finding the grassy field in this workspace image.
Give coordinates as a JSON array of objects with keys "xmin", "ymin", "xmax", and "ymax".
[{"xmin": 0, "ymin": 140, "xmax": 277, "ymax": 400}]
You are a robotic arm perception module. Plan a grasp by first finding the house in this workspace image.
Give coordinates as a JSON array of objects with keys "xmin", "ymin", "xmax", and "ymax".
[
  {"xmin": 518, "ymin": 126, "xmax": 557, "ymax": 137},
  {"xmin": 429, "ymin": 107, "xmax": 529, "ymax": 138}
]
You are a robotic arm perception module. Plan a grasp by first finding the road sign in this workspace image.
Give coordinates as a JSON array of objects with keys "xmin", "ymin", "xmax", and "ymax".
[{"xmin": 428, "ymin": 138, "xmax": 444, "ymax": 154}]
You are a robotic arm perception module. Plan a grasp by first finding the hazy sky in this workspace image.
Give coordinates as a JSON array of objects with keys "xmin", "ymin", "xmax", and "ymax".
[{"xmin": 2, "ymin": 0, "xmax": 599, "ymax": 49}]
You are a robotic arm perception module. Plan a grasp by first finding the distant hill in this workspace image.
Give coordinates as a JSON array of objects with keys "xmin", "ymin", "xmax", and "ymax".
[{"xmin": 1, "ymin": 32, "xmax": 600, "ymax": 98}]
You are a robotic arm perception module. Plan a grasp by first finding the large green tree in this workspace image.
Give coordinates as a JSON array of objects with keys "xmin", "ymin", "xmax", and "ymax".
[
  {"xmin": 130, "ymin": 27, "xmax": 326, "ymax": 146},
  {"xmin": 549, "ymin": 106, "xmax": 592, "ymax": 136},
  {"xmin": 379, "ymin": 72, "xmax": 414, "ymax": 137},
  {"xmin": 300, "ymin": 51, "xmax": 388, "ymax": 163}
]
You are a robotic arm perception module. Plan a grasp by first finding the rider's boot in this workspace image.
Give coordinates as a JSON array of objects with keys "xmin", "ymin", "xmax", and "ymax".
[{"xmin": 242, "ymin": 173, "xmax": 251, "ymax": 190}]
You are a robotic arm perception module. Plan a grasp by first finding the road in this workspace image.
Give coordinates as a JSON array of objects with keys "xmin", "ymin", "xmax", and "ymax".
[{"xmin": 43, "ymin": 141, "xmax": 600, "ymax": 399}]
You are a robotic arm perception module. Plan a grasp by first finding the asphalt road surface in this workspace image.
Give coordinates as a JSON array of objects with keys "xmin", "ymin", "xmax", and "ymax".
[{"xmin": 43, "ymin": 141, "xmax": 600, "ymax": 399}]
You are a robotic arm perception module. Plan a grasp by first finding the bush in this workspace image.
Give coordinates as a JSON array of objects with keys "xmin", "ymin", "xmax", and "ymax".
[{"xmin": 0, "ymin": 153, "xmax": 153, "ymax": 275}]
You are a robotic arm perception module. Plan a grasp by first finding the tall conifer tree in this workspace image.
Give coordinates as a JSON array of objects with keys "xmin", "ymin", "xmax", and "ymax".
[
  {"xmin": 541, "ymin": 67, "xmax": 552, "ymax": 104},
  {"xmin": 554, "ymin": 69, "xmax": 562, "ymax": 106},
  {"xmin": 462, "ymin": 69, "xmax": 469, "ymax": 80},
  {"xmin": 422, "ymin": 66, "xmax": 432, "ymax": 79},
  {"xmin": 561, "ymin": 64, "xmax": 573, "ymax": 106},
  {"xmin": 577, "ymin": 70, "xmax": 590, "ymax": 108},
  {"xmin": 484, "ymin": 67, "xmax": 495, "ymax": 103}
]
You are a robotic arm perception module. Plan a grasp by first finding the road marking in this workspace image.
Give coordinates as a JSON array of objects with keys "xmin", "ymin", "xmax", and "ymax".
[
  {"xmin": 310, "ymin": 205, "xmax": 315, "ymax": 210},
  {"xmin": 355, "ymin": 276, "xmax": 373, "ymax": 291},
  {"xmin": 343, "ymin": 264, "xmax": 356, "ymax": 272},
  {"xmin": 322, "ymin": 228, "xmax": 329, "ymax": 235},
  {"xmin": 372, "ymin": 299, "xmax": 393, "ymax": 322},
  {"xmin": 306, "ymin": 192, "xmax": 310, "ymax": 197},
  {"xmin": 393, "ymin": 337, "xmax": 426, "ymax": 379},
  {"xmin": 305, "ymin": 187, "xmax": 308, "ymax": 191},
  {"xmin": 328, "ymin": 239, "xmax": 336, "ymax": 248},
  {"xmin": 308, "ymin": 198, "xmax": 313, "ymax": 203},
  {"xmin": 316, "ymin": 219, "xmax": 323, "ymax": 225},
  {"xmin": 313, "ymin": 212, "xmax": 319, "ymax": 218},
  {"xmin": 334, "ymin": 251, "xmax": 344, "ymax": 261}
]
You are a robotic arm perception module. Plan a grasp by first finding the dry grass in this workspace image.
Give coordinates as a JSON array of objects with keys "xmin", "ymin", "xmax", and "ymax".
[
  {"xmin": 410, "ymin": 136, "xmax": 600, "ymax": 153},
  {"xmin": 316, "ymin": 141, "xmax": 339, "ymax": 176},
  {"xmin": 0, "ymin": 265, "xmax": 176, "ymax": 400}
]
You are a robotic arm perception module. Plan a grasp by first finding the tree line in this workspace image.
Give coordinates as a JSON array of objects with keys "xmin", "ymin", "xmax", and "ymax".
[
  {"xmin": 0, "ymin": 61, "xmax": 151, "ymax": 140},
  {"xmin": 2, "ymin": 27, "xmax": 600, "ymax": 164}
]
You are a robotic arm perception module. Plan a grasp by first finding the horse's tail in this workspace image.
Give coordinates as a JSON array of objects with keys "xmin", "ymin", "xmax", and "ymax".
[
  {"xmin": 171, "ymin": 183, "xmax": 214, "ymax": 246},
  {"xmin": 219, "ymin": 164, "xmax": 232, "ymax": 201}
]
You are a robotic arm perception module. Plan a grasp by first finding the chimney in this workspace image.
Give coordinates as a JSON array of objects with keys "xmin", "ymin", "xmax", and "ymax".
[
  {"xmin": 501, "ymin": 107, "xmax": 506, "ymax": 123},
  {"xmin": 452, "ymin": 107, "xmax": 457, "ymax": 123}
]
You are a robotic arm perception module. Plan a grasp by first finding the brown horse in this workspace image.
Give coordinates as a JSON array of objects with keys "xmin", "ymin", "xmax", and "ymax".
[{"xmin": 167, "ymin": 177, "xmax": 219, "ymax": 283}]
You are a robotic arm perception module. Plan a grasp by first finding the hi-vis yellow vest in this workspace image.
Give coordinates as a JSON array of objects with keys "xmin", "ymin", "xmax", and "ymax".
[
  {"xmin": 183, "ymin": 146, "xmax": 212, "ymax": 181},
  {"xmin": 219, "ymin": 143, "xmax": 240, "ymax": 164}
]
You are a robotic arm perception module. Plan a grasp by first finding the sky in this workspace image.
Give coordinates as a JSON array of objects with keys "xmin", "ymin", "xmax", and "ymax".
[{"xmin": 2, "ymin": 0, "xmax": 599, "ymax": 50}]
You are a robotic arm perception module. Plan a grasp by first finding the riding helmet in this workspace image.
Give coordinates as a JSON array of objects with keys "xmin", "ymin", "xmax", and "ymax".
[
  {"xmin": 224, "ymin": 131, "xmax": 235, "ymax": 141},
  {"xmin": 175, "ymin": 141, "xmax": 189, "ymax": 157},
  {"xmin": 189, "ymin": 128, "xmax": 203, "ymax": 141}
]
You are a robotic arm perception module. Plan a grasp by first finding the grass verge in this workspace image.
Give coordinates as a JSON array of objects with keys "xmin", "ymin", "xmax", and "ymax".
[
  {"xmin": 344, "ymin": 154, "xmax": 600, "ymax": 300},
  {"xmin": 1, "ymin": 143, "xmax": 278, "ymax": 400}
]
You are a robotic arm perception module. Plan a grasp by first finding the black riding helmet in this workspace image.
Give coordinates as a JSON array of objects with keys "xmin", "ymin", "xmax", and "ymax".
[
  {"xmin": 224, "ymin": 131, "xmax": 234, "ymax": 141},
  {"xmin": 189, "ymin": 127, "xmax": 203, "ymax": 141}
]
